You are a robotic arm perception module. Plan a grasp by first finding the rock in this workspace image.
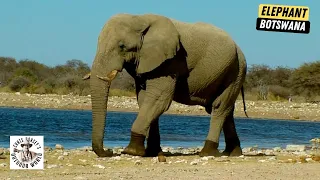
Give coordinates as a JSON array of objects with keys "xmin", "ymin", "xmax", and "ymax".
[
  {"xmin": 47, "ymin": 164, "xmax": 58, "ymax": 169},
  {"xmin": 286, "ymin": 145, "xmax": 306, "ymax": 152},
  {"xmin": 158, "ymin": 155, "xmax": 166, "ymax": 162},
  {"xmin": 306, "ymin": 158, "xmax": 313, "ymax": 162},
  {"xmin": 201, "ymin": 157, "xmax": 209, "ymax": 161},
  {"xmin": 113, "ymin": 148, "xmax": 124, "ymax": 154},
  {"xmin": 175, "ymin": 159, "xmax": 187, "ymax": 163},
  {"xmin": 44, "ymin": 146, "xmax": 53, "ymax": 151},
  {"xmin": 273, "ymin": 147, "xmax": 282, "ymax": 152},
  {"xmin": 0, "ymin": 156, "xmax": 6, "ymax": 159},
  {"xmin": 190, "ymin": 161, "xmax": 198, "ymax": 165},
  {"xmin": 162, "ymin": 146, "xmax": 173, "ymax": 153},
  {"xmin": 258, "ymin": 159, "xmax": 266, "ymax": 163},
  {"xmin": 110, "ymin": 156, "xmax": 121, "ymax": 161},
  {"xmin": 181, "ymin": 149, "xmax": 192, "ymax": 155},
  {"xmin": 202, "ymin": 162, "xmax": 208, "ymax": 165},
  {"xmin": 63, "ymin": 152, "xmax": 69, "ymax": 156},
  {"xmin": 310, "ymin": 138, "xmax": 320, "ymax": 143},
  {"xmin": 58, "ymin": 156, "xmax": 64, "ymax": 160},
  {"xmin": 55, "ymin": 144, "xmax": 64, "ymax": 150},
  {"xmin": 66, "ymin": 163, "xmax": 73, "ymax": 166},
  {"xmin": 242, "ymin": 147, "xmax": 254, "ymax": 153},
  {"xmin": 93, "ymin": 164, "xmax": 105, "ymax": 169},
  {"xmin": 244, "ymin": 151, "xmax": 264, "ymax": 156},
  {"xmin": 134, "ymin": 160, "xmax": 142, "ymax": 165},
  {"xmin": 265, "ymin": 149, "xmax": 275, "ymax": 156},
  {"xmin": 0, "ymin": 148, "xmax": 4, "ymax": 155},
  {"xmin": 73, "ymin": 176, "xmax": 88, "ymax": 180},
  {"xmin": 79, "ymin": 159, "xmax": 87, "ymax": 163},
  {"xmin": 151, "ymin": 157, "xmax": 158, "ymax": 163},
  {"xmin": 0, "ymin": 163, "xmax": 7, "ymax": 167},
  {"xmin": 268, "ymin": 156, "xmax": 277, "ymax": 161}
]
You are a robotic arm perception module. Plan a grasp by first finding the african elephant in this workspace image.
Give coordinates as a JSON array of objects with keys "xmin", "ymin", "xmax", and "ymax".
[{"xmin": 84, "ymin": 13, "xmax": 248, "ymax": 158}]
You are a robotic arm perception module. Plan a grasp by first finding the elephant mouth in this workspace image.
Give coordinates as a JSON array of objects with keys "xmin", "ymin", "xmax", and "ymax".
[
  {"xmin": 96, "ymin": 70, "xmax": 119, "ymax": 82},
  {"xmin": 82, "ymin": 70, "xmax": 119, "ymax": 82}
]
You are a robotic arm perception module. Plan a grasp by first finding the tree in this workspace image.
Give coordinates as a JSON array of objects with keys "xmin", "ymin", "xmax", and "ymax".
[
  {"xmin": 0, "ymin": 57, "xmax": 19, "ymax": 85},
  {"xmin": 18, "ymin": 59, "xmax": 52, "ymax": 81},
  {"xmin": 290, "ymin": 60, "xmax": 320, "ymax": 99},
  {"xmin": 270, "ymin": 66, "xmax": 293, "ymax": 88}
]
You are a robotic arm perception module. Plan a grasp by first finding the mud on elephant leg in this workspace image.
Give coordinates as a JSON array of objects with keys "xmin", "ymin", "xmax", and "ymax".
[{"xmin": 145, "ymin": 118, "xmax": 164, "ymax": 157}]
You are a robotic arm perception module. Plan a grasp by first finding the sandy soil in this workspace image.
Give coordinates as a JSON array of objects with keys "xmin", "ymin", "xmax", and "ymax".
[
  {"xmin": 0, "ymin": 147, "xmax": 320, "ymax": 180},
  {"xmin": 0, "ymin": 92, "xmax": 319, "ymax": 121}
]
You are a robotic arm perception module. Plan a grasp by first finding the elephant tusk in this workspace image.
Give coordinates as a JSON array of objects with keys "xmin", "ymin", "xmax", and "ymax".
[
  {"xmin": 82, "ymin": 72, "xmax": 91, "ymax": 80},
  {"xmin": 96, "ymin": 70, "xmax": 119, "ymax": 82}
]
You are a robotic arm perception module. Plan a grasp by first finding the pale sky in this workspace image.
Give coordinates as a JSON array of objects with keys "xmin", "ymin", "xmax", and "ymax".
[{"xmin": 0, "ymin": 0, "xmax": 319, "ymax": 68}]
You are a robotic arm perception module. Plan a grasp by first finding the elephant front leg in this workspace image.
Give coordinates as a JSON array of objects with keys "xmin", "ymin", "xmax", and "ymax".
[{"xmin": 122, "ymin": 76, "xmax": 176, "ymax": 157}]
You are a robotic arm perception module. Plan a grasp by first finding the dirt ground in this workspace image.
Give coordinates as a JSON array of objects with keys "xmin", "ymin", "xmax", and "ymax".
[{"xmin": 1, "ymin": 148, "xmax": 320, "ymax": 180}]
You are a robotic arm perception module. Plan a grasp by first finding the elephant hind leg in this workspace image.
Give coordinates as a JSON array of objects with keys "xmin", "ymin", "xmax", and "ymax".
[
  {"xmin": 221, "ymin": 106, "xmax": 242, "ymax": 156},
  {"xmin": 145, "ymin": 118, "xmax": 162, "ymax": 157},
  {"xmin": 199, "ymin": 83, "xmax": 239, "ymax": 157}
]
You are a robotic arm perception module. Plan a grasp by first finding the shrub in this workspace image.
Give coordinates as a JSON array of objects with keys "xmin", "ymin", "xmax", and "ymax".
[
  {"xmin": 290, "ymin": 61, "xmax": 320, "ymax": 100},
  {"xmin": 9, "ymin": 77, "xmax": 31, "ymax": 92},
  {"xmin": 268, "ymin": 85, "xmax": 291, "ymax": 100}
]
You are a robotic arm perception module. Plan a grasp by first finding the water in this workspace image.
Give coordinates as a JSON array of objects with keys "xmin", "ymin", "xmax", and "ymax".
[{"xmin": 0, "ymin": 107, "xmax": 319, "ymax": 149}]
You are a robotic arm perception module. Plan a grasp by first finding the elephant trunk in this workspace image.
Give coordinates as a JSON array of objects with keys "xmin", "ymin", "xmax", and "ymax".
[{"xmin": 90, "ymin": 75, "xmax": 113, "ymax": 157}]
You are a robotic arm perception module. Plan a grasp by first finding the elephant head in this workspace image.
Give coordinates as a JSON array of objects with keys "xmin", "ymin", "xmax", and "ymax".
[{"xmin": 88, "ymin": 14, "xmax": 181, "ymax": 157}]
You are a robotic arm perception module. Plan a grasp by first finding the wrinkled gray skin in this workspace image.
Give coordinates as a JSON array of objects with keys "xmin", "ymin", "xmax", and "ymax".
[{"xmin": 88, "ymin": 13, "xmax": 247, "ymax": 158}]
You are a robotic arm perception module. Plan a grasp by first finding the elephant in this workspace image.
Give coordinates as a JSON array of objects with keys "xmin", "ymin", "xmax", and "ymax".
[{"xmin": 83, "ymin": 13, "xmax": 248, "ymax": 159}]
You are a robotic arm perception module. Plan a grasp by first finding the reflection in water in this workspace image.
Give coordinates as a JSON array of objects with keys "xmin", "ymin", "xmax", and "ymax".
[{"xmin": 0, "ymin": 107, "xmax": 319, "ymax": 149}]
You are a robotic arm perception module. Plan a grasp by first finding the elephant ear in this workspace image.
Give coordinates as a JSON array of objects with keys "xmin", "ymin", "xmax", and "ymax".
[{"xmin": 137, "ymin": 16, "xmax": 180, "ymax": 74}]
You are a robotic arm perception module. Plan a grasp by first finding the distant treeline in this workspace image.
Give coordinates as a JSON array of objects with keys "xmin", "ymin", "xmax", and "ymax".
[{"xmin": 0, "ymin": 57, "xmax": 319, "ymax": 102}]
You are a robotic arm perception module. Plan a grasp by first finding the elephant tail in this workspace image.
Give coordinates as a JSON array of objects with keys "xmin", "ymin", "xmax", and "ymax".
[
  {"xmin": 241, "ymin": 85, "xmax": 248, "ymax": 118},
  {"xmin": 235, "ymin": 43, "xmax": 249, "ymax": 118}
]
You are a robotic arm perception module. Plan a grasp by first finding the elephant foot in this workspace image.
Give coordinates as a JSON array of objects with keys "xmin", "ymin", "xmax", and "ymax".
[
  {"xmin": 222, "ymin": 146, "xmax": 243, "ymax": 157},
  {"xmin": 222, "ymin": 138, "xmax": 242, "ymax": 157},
  {"xmin": 94, "ymin": 149, "xmax": 113, "ymax": 157},
  {"xmin": 145, "ymin": 147, "xmax": 166, "ymax": 162},
  {"xmin": 122, "ymin": 131, "xmax": 146, "ymax": 156},
  {"xmin": 199, "ymin": 140, "xmax": 221, "ymax": 157},
  {"xmin": 145, "ymin": 147, "xmax": 163, "ymax": 157}
]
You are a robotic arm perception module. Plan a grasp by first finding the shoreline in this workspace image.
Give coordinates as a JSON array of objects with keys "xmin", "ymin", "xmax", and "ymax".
[{"xmin": 0, "ymin": 92, "xmax": 319, "ymax": 122}]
